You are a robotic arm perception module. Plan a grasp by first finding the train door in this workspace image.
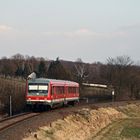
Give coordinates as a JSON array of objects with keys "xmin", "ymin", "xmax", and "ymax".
[
  {"xmin": 51, "ymin": 86, "xmax": 56, "ymax": 104},
  {"xmin": 56, "ymin": 86, "xmax": 65, "ymax": 103},
  {"xmin": 51, "ymin": 86, "xmax": 61, "ymax": 104},
  {"xmin": 64, "ymin": 86, "xmax": 68, "ymax": 105},
  {"xmin": 51, "ymin": 85, "xmax": 65, "ymax": 106}
]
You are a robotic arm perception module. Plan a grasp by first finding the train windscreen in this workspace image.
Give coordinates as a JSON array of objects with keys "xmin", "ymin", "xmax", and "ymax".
[{"xmin": 28, "ymin": 83, "xmax": 48, "ymax": 96}]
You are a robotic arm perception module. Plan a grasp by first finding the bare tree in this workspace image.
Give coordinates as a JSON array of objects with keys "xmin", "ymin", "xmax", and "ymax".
[
  {"xmin": 107, "ymin": 56, "xmax": 134, "ymax": 100},
  {"xmin": 74, "ymin": 58, "xmax": 89, "ymax": 84}
]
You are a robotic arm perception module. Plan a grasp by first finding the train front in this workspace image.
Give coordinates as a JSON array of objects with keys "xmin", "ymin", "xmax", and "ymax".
[{"xmin": 26, "ymin": 78, "xmax": 51, "ymax": 108}]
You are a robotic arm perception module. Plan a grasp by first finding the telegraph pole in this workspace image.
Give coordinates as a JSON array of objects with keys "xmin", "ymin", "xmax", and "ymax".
[{"xmin": 9, "ymin": 95, "xmax": 12, "ymax": 116}]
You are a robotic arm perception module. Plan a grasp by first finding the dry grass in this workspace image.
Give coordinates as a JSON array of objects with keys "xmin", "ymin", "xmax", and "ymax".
[
  {"xmin": 23, "ymin": 103, "xmax": 140, "ymax": 140},
  {"xmin": 117, "ymin": 103, "xmax": 140, "ymax": 117},
  {"xmin": 24, "ymin": 106, "xmax": 127, "ymax": 140}
]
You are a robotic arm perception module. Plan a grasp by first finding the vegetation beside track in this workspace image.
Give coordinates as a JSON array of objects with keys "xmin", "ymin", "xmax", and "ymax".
[
  {"xmin": 92, "ymin": 103, "xmax": 140, "ymax": 140},
  {"xmin": 23, "ymin": 102, "xmax": 140, "ymax": 140},
  {"xmin": 0, "ymin": 77, "xmax": 26, "ymax": 116}
]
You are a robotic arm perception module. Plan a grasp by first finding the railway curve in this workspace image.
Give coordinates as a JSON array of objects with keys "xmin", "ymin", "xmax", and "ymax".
[{"xmin": 0, "ymin": 100, "xmax": 139, "ymax": 140}]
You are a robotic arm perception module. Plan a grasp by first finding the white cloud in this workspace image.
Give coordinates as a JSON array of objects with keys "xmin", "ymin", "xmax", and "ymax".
[
  {"xmin": 119, "ymin": 23, "xmax": 140, "ymax": 31},
  {"xmin": 43, "ymin": 28, "xmax": 100, "ymax": 38},
  {"xmin": 42, "ymin": 28, "xmax": 128, "ymax": 40},
  {"xmin": 0, "ymin": 25, "xmax": 13, "ymax": 32},
  {"xmin": 43, "ymin": 31, "xmax": 63, "ymax": 36},
  {"xmin": 66, "ymin": 29, "xmax": 103, "ymax": 38}
]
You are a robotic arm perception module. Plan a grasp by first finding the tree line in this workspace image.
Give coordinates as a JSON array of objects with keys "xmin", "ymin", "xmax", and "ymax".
[{"xmin": 0, "ymin": 53, "xmax": 140, "ymax": 100}]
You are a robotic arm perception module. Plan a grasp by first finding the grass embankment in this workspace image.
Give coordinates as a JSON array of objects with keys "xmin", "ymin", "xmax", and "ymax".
[{"xmin": 24, "ymin": 103, "xmax": 140, "ymax": 140}]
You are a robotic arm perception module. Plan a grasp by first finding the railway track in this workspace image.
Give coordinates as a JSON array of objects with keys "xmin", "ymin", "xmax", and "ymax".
[
  {"xmin": 0, "ymin": 99, "xmax": 138, "ymax": 132},
  {"xmin": 0, "ymin": 112, "xmax": 40, "ymax": 133},
  {"xmin": 0, "ymin": 99, "xmax": 137, "ymax": 133}
]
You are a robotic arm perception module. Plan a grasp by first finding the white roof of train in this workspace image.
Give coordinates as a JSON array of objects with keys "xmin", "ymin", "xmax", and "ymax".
[{"xmin": 28, "ymin": 78, "xmax": 79, "ymax": 86}]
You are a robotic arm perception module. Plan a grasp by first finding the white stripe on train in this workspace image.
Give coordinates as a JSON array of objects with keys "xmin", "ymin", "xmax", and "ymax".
[{"xmin": 27, "ymin": 97, "xmax": 79, "ymax": 103}]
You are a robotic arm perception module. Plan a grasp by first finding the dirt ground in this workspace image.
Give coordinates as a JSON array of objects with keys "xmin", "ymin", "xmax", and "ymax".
[{"xmin": 23, "ymin": 103, "xmax": 140, "ymax": 140}]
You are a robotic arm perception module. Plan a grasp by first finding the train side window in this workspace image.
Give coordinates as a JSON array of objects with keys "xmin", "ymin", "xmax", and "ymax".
[
  {"xmin": 73, "ymin": 87, "xmax": 76, "ymax": 93},
  {"xmin": 73, "ymin": 87, "xmax": 75, "ymax": 93},
  {"xmin": 65, "ymin": 87, "xmax": 67, "ymax": 94},
  {"xmin": 74, "ymin": 87, "xmax": 76, "ymax": 93},
  {"xmin": 68, "ymin": 87, "xmax": 70, "ymax": 93},
  {"xmin": 68, "ymin": 87, "xmax": 74, "ymax": 94},
  {"xmin": 55, "ymin": 86, "xmax": 60, "ymax": 94},
  {"xmin": 57, "ymin": 87, "xmax": 60, "ymax": 94},
  {"xmin": 76, "ymin": 87, "xmax": 79, "ymax": 93},
  {"xmin": 56, "ymin": 86, "xmax": 64, "ymax": 94},
  {"xmin": 62, "ymin": 87, "xmax": 64, "ymax": 94},
  {"xmin": 55, "ymin": 87, "xmax": 58, "ymax": 94}
]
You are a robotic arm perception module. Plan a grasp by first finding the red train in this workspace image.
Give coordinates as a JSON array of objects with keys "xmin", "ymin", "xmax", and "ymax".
[{"xmin": 26, "ymin": 78, "xmax": 79, "ymax": 109}]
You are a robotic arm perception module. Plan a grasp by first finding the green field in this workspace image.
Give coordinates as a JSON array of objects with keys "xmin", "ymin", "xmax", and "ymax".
[{"xmin": 92, "ymin": 104, "xmax": 140, "ymax": 140}]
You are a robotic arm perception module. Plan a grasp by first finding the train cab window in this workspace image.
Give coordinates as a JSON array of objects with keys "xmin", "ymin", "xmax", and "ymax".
[{"xmin": 28, "ymin": 83, "xmax": 48, "ymax": 95}]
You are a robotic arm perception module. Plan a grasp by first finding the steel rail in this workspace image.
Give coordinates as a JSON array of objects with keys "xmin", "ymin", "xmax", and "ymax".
[{"xmin": 0, "ymin": 112, "xmax": 40, "ymax": 133}]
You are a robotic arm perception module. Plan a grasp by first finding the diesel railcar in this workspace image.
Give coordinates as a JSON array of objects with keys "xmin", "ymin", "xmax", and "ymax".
[{"xmin": 26, "ymin": 78, "xmax": 79, "ymax": 109}]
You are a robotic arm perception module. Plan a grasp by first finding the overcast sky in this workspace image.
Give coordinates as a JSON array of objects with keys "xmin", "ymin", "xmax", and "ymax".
[{"xmin": 0, "ymin": 0, "xmax": 140, "ymax": 63}]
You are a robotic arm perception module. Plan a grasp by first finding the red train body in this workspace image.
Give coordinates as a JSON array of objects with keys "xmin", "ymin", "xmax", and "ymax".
[{"xmin": 26, "ymin": 78, "xmax": 79, "ymax": 109}]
